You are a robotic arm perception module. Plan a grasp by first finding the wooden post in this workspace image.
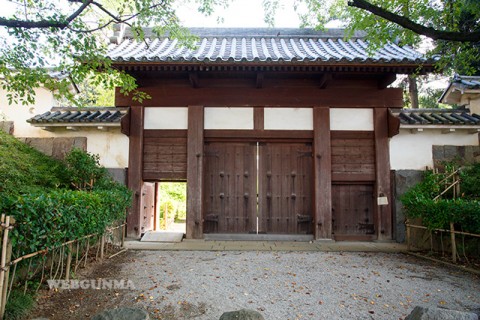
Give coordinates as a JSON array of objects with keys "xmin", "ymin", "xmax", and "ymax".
[
  {"xmin": 0, "ymin": 240, "xmax": 12, "ymax": 319},
  {"xmin": 374, "ymin": 108, "xmax": 393, "ymax": 241},
  {"xmin": 127, "ymin": 106, "xmax": 144, "ymax": 238},
  {"xmin": 0, "ymin": 215, "xmax": 9, "ymax": 320},
  {"xmin": 406, "ymin": 223, "xmax": 411, "ymax": 251},
  {"xmin": 84, "ymin": 241, "xmax": 89, "ymax": 268},
  {"xmin": 164, "ymin": 202, "xmax": 168, "ymax": 230},
  {"xmin": 450, "ymin": 222, "xmax": 457, "ymax": 263},
  {"xmin": 186, "ymin": 106, "xmax": 204, "ymax": 239},
  {"xmin": 121, "ymin": 224, "xmax": 125, "ymax": 248},
  {"xmin": 65, "ymin": 243, "xmax": 73, "ymax": 281},
  {"xmin": 0, "ymin": 216, "xmax": 13, "ymax": 320},
  {"xmin": 100, "ymin": 235, "xmax": 105, "ymax": 260},
  {"xmin": 313, "ymin": 107, "xmax": 332, "ymax": 240}
]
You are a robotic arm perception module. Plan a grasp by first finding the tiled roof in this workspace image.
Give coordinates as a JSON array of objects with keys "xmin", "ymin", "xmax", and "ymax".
[
  {"xmin": 396, "ymin": 109, "xmax": 480, "ymax": 126},
  {"xmin": 107, "ymin": 27, "xmax": 430, "ymax": 66},
  {"xmin": 28, "ymin": 107, "xmax": 127, "ymax": 128},
  {"xmin": 439, "ymin": 75, "xmax": 480, "ymax": 105}
]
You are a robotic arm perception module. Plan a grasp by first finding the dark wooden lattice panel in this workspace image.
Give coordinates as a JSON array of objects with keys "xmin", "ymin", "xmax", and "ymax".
[
  {"xmin": 143, "ymin": 137, "xmax": 187, "ymax": 180},
  {"xmin": 203, "ymin": 142, "xmax": 257, "ymax": 233},
  {"xmin": 258, "ymin": 143, "xmax": 313, "ymax": 234},
  {"xmin": 331, "ymin": 136, "xmax": 375, "ymax": 181},
  {"xmin": 332, "ymin": 184, "xmax": 375, "ymax": 240}
]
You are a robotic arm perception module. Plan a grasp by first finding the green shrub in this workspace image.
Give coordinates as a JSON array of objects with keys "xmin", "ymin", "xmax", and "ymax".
[
  {"xmin": 65, "ymin": 148, "xmax": 108, "ymax": 191},
  {"xmin": 0, "ymin": 138, "xmax": 132, "ymax": 255},
  {"xmin": 459, "ymin": 162, "xmax": 480, "ymax": 199},
  {"xmin": 401, "ymin": 166, "xmax": 480, "ymax": 234},
  {"xmin": 6, "ymin": 188, "xmax": 131, "ymax": 256}
]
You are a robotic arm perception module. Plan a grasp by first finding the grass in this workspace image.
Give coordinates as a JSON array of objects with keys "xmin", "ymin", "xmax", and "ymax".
[
  {"xmin": 4, "ymin": 290, "xmax": 35, "ymax": 320},
  {"xmin": 0, "ymin": 130, "xmax": 67, "ymax": 196}
]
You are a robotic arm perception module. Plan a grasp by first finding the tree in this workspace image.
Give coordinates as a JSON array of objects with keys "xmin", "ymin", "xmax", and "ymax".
[
  {"xmin": 266, "ymin": 0, "xmax": 480, "ymax": 75},
  {"xmin": 0, "ymin": 0, "xmax": 227, "ymax": 105}
]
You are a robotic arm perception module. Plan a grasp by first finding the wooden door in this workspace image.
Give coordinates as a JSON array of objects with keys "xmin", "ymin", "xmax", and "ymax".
[
  {"xmin": 258, "ymin": 143, "xmax": 313, "ymax": 234},
  {"xmin": 203, "ymin": 142, "xmax": 257, "ymax": 233},
  {"xmin": 332, "ymin": 184, "xmax": 375, "ymax": 240},
  {"xmin": 140, "ymin": 182, "xmax": 155, "ymax": 235}
]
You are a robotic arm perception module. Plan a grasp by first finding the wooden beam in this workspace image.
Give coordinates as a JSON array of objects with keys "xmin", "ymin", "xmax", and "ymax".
[
  {"xmin": 374, "ymin": 108, "xmax": 393, "ymax": 241},
  {"xmin": 318, "ymin": 73, "xmax": 332, "ymax": 89},
  {"xmin": 143, "ymin": 129, "xmax": 188, "ymax": 138},
  {"xmin": 189, "ymin": 72, "xmax": 199, "ymax": 88},
  {"xmin": 115, "ymin": 86, "xmax": 403, "ymax": 108},
  {"xmin": 256, "ymin": 73, "xmax": 264, "ymax": 89},
  {"xmin": 120, "ymin": 108, "xmax": 131, "ymax": 136},
  {"xmin": 377, "ymin": 73, "xmax": 396, "ymax": 89},
  {"xmin": 254, "ymin": 107, "xmax": 264, "ymax": 130},
  {"xmin": 204, "ymin": 129, "xmax": 313, "ymax": 140},
  {"xmin": 313, "ymin": 107, "xmax": 332, "ymax": 240},
  {"xmin": 126, "ymin": 106, "xmax": 144, "ymax": 238},
  {"xmin": 186, "ymin": 106, "xmax": 204, "ymax": 239},
  {"xmin": 387, "ymin": 109, "xmax": 400, "ymax": 137}
]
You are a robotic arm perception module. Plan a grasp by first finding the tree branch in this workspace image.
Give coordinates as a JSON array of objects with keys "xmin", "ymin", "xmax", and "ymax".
[
  {"xmin": 0, "ymin": 0, "xmax": 93, "ymax": 29},
  {"xmin": 348, "ymin": 0, "xmax": 480, "ymax": 42}
]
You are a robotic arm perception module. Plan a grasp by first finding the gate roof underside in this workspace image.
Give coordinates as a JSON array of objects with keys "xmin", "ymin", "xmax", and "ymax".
[{"xmin": 107, "ymin": 27, "xmax": 436, "ymax": 74}]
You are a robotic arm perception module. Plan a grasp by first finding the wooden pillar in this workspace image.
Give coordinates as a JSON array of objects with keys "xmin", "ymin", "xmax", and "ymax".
[
  {"xmin": 127, "ymin": 106, "xmax": 144, "ymax": 238},
  {"xmin": 313, "ymin": 107, "xmax": 332, "ymax": 239},
  {"xmin": 374, "ymin": 108, "xmax": 393, "ymax": 240},
  {"xmin": 186, "ymin": 106, "xmax": 204, "ymax": 239}
]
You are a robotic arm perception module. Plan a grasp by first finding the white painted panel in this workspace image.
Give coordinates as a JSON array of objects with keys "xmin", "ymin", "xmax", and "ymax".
[
  {"xmin": 390, "ymin": 130, "xmax": 479, "ymax": 170},
  {"xmin": 330, "ymin": 108, "xmax": 374, "ymax": 131},
  {"xmin": 264, "ymin": 108, "xmax": 313, "ymax": 130},
  {"xmin": 204, "ymin": 107, "xmax": 253, "ymax": 129},
  {"xmin": 144, "ymin": 107, "xmax": 188, "ymax": 129},
  {"xmin": 0, "ymin": 87, "xmax": 55, "ymax": 137}
]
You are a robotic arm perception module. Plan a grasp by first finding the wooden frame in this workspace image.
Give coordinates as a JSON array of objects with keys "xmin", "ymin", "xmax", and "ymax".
[
  {"xmin": 126, "ymin": 106, "xmax": 144, "ymax": 237},
  {"xmin": 186, "ymin": 106, "xmax": 204, "ymax": 239},
  {"xmin": 374, "ymin": 108, "xmax": 393, "ymax": 240},
  {"xmin": 313, "ymin": 107, "xmax": 332, "ymax": 239}
]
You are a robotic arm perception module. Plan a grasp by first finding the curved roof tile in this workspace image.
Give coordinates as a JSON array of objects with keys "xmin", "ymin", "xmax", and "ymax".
[{"xmin": 107, "ymin": 28, "xmax": 434, "ymax": 65}]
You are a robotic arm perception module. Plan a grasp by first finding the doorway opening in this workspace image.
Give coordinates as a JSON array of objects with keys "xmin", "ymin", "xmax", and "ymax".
[{"xmin": 156, "ymin": 182, "xmax": 187, "ymax": 234}]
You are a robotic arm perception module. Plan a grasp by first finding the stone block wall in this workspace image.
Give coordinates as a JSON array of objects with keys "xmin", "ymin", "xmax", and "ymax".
[
  {"xmin": 0, "ymin": 121, "xmax": 14, "ymax": 135},
  {"xmin": 392, "ymin": 170, "xmax": 423, "ymax": 243},
  {"xmin": 17, "ymin": 137, "xmax": 87, "ymax": 160},
  {"xmin": 433, "ymin": 145, "xmax": 480, "ymax": 169}
]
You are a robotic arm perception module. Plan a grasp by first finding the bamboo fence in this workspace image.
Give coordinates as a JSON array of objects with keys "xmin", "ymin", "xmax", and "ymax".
[
  {"xmin": 0, "ymin": 215, "xmax": 126, "ymax": 320},
  {"xmin": 406, "ymin": 168, "xmax": 480, "ymax": 263}
]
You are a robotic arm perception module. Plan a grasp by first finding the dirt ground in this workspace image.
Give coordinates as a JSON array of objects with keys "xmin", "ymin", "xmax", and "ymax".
[
  {"xmin": 29, "ymin": 251, "xmax": 138, "ymax": 319},
  {"xmin": 28, "ymin": 250, "xmax": 480, "ymax": 320}
]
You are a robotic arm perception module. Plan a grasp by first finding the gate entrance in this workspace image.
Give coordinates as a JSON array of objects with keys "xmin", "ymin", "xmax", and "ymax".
[{"xmin": 204, "ymin": 142, "xmax": 313, "ymax": 234}]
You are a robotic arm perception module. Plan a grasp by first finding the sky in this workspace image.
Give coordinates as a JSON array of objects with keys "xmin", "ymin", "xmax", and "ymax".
[{"xmin": 175, "ymin": 0, "xmax": 303, "ymax": 28}]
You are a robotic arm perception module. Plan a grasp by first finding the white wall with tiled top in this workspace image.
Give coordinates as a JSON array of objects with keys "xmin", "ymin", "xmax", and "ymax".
[
  {"xmin": 0, "ymin": 88, "xmax": 129, "ymax": 168},
  {"xmin": 390, "ymin": 130, "xmax": 479, "ymax": 170}
]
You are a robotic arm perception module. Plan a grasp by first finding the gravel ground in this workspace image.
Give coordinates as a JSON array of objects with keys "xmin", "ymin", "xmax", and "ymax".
[{"xmin": 116, "ymin": 251, "xmax": 480, "ymax": 320}]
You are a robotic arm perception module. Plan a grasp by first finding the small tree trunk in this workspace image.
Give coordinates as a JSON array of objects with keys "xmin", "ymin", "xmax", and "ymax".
[{"xmin": 408, "ymin": 75, "xmax": 419, "ymax": 109}]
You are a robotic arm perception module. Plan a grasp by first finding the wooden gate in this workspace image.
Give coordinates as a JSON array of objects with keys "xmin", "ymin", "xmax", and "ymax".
[
  {"xmin": 258, "ymin": 143, "xmax": 313, "ymax": 234},
  {"xmin": 203, "ymin": 142, "xmax": 313, "ymax": 234},
  {"xmin": 331, "ymin": 184, "xmax": 375, "ymax": 240},
  {"xmin": 203, "ymin": 142, "xmax": 257, "ymax": 233}
]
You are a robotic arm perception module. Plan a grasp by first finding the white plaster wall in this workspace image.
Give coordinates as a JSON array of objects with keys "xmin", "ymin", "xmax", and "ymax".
[
  {"xmin": 264, "ymin": 108, "xmax": 313, "ymax": 130},
  {"xmin": 390, "ymin": 130, "xmax": 479, "ymax": 170},
  {"xmin": 0, "ymin": 87, "xmax": 55, "ymax": 137},
  {"xmin": 469, "ymin": 97, "xmax": 480, "ymax": 115},
  {"xmin": 330, "ymin": 108, "xmax": 374, "ymax": 131},
  {"xmin": 144, "ymin": 107, "xmax": 188, "ymax": 129},
  {"xmin": 205, "ymin": 107, "xmax": 253, "ymax": 129}
]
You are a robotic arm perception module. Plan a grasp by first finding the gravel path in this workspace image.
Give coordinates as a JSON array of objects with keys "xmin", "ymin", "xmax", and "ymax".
[{"xmin": 117, "ymin": 251, "xmax": 480, "ymax": 320}]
